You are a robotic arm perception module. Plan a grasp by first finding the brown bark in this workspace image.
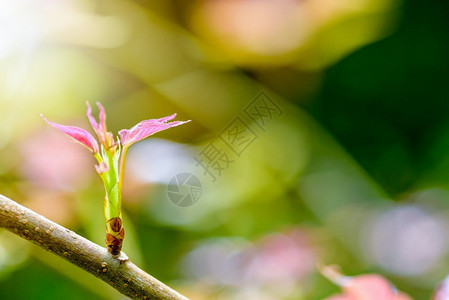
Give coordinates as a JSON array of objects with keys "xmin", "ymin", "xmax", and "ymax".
[{"xmin": 0, "ymin": 194, "xmax": 188, "ymax": 300}]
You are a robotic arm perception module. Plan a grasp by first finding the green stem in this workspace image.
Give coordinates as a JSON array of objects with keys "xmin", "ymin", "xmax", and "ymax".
[
  {"xmin": 94, "ymin": 152, "xmax": 102, "ymax": 163},
  {"xmin": 118, "ymin": 146, "xmax": 129, "ymax": 196}
]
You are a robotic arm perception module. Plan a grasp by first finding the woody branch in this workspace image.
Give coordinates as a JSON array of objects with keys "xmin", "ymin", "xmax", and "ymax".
[{"xmin": 0, "ymin": 194, "xmax": 188, "ymax": 300}]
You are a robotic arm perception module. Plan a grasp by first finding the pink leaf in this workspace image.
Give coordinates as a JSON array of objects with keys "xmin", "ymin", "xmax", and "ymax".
[
  {"xmin": 41, "ymin": 114, "xmax": 99, "ymax": 153},
  {"xmin": 343, "ymin": 275, "xmax": 405, "ymax": 300},
  {"xmin": 118, "ymin": 113, "xmax": 190, "ymax": 147},
  {"xmin": 86, "ymin": 102, "xmax": 111, "ymax": 147},
  {"xmin": 321, "ymin": 266, "xmax": 411, "ymax": 300}
]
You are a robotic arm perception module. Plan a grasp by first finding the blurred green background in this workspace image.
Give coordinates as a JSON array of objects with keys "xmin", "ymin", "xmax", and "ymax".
[{"xmin": 0, "ymin": 0, "xmax": 448, "ymax": 299}]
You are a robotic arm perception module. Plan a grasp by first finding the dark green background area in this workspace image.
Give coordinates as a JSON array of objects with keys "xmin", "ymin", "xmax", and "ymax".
[
  {"xmin": 0, "ymin": 261, "xmax": 102, "ymax": 300},
  {"xmin": 308, "ymin": 0, "xmax": 449, "ymax": 196}
]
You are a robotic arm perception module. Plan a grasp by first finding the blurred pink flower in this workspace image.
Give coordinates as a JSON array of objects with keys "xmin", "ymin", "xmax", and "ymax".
[
  {"xmin": 118, "ymin": 113, "xmax": 190, "ymax": 147},
  {"xmin": 245, "ymin": 229, "xmax": 316, "ymax": 284},
  {"xmin": 19, "ymin": 128, "xmax": 92, "ymax": 190},
  {"xmin": 183, "ymin": 227, "xmax": 316, "ymax": 296}
]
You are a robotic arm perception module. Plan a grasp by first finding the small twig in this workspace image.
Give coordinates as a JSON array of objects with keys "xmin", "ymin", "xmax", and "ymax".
[{"xmin": 0, "ymin": 194, "xmax": 188, "ymax": 300}]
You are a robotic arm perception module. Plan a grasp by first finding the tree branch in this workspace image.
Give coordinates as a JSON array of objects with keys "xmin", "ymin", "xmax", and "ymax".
[{"xmin": 0, "ymin": 194, "xmax": 188, "ymax": 300}]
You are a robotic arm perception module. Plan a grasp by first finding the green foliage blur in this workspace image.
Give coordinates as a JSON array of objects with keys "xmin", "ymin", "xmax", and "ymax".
[{"xmin": 0, "ymin": 0, "xmax": 448, "ymax": 299}]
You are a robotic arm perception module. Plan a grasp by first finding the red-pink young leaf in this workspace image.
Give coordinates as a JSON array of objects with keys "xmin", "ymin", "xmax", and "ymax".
[
  {"xmin": 41, "ymin": 114, "xmax": 99, "ymax": 153},
  {"xmin": 118, "ymin": 113, "xmax": 190, "ymax": 147}
]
